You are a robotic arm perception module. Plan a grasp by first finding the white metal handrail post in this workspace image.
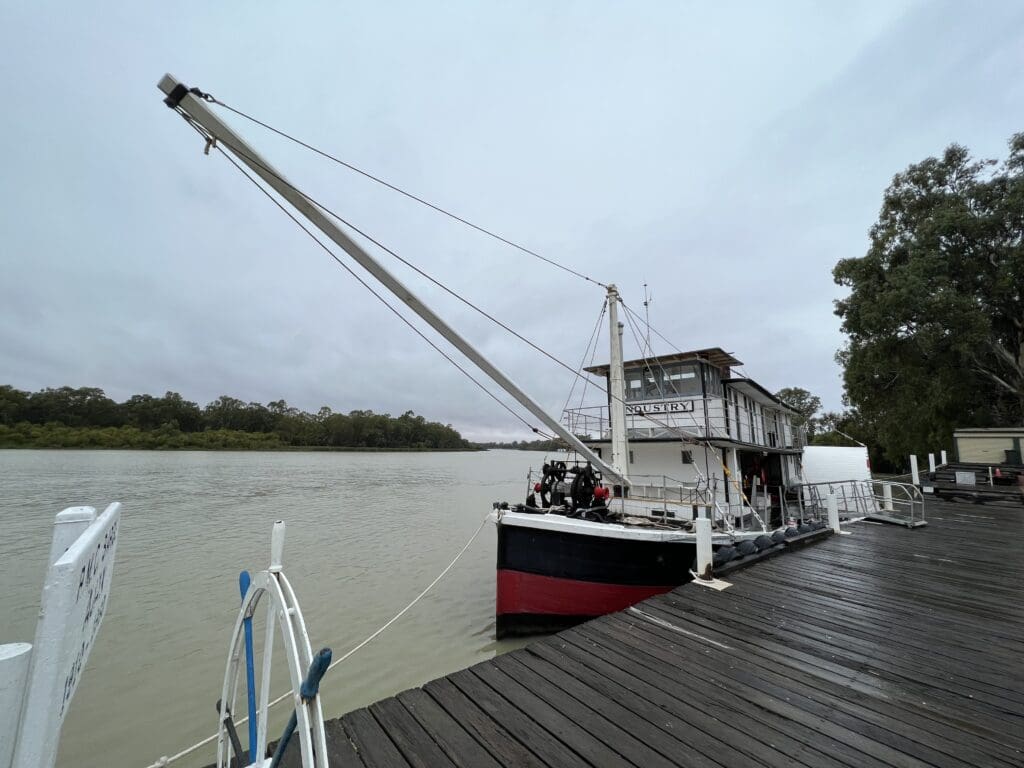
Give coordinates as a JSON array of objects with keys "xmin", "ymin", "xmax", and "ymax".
[{"xmin": 222, "ymin": 521, "xmax": 329, "ymax": 768}]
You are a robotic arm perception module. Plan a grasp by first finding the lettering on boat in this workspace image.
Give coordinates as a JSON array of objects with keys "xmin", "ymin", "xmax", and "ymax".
[{"xmin": 625, "ymin": 400, "xmax": 696, "ymax": 415}]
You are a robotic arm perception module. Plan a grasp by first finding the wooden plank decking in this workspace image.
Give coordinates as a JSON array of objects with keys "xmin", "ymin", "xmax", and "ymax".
[{"xmin": 283, "ymin": 498, "xmax": 1024, "ymax": 767}]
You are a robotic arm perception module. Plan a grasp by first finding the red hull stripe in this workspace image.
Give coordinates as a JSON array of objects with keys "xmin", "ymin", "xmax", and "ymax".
[{"xmin": 496, "ymin": 569, "xmax": 675, "ymax": 617}]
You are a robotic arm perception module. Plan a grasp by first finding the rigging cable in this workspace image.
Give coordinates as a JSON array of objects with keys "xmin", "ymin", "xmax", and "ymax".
[
  {"xmin": 560, "ymin": 301, "xmax": 606, "ymax": 420},
  {"xmin": 207, "ymin": 96, "xmax": 608, "ymax": 289},
  {"xmin": 183, "ymin": 91, "xmax": 715, "ymax": 409},
  {"xmin": 172, "ymin": 104, "xmax": 608, "ymax": 397},
  {"xmin": 620, "ymin": 299, "xmax": 690, "ymax": 360},
  {"xmin": 575, "ymin": 303, "xmax": 607, "ymax": 412},
  {"xmin": 175, "ymin": 99, "xmax": 763, "ymax": 476},
  {"xmin": 181, "ymin": 112, "xmax": 554, "ymax": 439}
]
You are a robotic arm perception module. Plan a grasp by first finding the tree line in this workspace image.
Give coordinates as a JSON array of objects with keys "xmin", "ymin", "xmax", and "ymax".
[
  {"xmin": 778, "ymin": 131, "xmax": 1023, "ymax": 470},
  {"xmin": 0, "ymin": 385, "xmax": 472, "ymax": 450},
  {"xmin": 475, "ymin": 438, "xmax": 562, "ymax": 451}
]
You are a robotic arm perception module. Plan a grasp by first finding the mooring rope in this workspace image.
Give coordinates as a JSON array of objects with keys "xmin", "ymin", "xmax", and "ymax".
[{"xmin": 144, "ymin": 513, "xmax": 490, "ymax": 768}]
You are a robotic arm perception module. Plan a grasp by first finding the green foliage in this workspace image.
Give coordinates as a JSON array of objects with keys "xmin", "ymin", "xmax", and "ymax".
[
  {"xmin": 834, "ymin": 134, "xmax": 1024, "ymax": 463},
  {"xmin": 475, "ymin": 438, "xmax": 563, "ymax": 451},
  {"xmin": 0, "ymin": 385, "xmax": 472, "ymax": 451},
  {"xmin": 774, "ymin": 387, "xmax": 822, "ymax": 436}
]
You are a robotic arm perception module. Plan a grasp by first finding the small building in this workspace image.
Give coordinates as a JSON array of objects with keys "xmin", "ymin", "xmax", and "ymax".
[{"xmin": 953, "ymin": 427, "xmax": 1024, "ymax": 465}]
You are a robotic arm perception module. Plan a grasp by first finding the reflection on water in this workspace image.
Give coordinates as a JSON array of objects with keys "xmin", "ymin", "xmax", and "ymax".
[{"xmin": 0, "ymin": 449, "xmax": 540, "ymax": 768}]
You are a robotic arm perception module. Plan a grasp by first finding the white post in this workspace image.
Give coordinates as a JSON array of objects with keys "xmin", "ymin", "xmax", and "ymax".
[
  {"xmin": 827, "ymin": 491, "xmax": 841, "ymax": 534},
  {"xmin": 270, "ymin": 520, "xmax": 286, "ymax": 573},
  {"xmin": 882, "ymin": 483, "xmax": 894, "ymax": 512},
  {"xmin": 606, "ymin": 286, "xmax": 629, "ymax": 483},
  {"xmin": 47, "ymin": 506, "xmax": 96, "ymax": 566},
  {"xmin": 0, "ymin": 643, "xmax": 32, "ymax": 768},
  {"xmin": 747, "ymin": 477, "xmax": 758, "ymax": 531},
  {"xmin": 695, "ymin": 509, "xmax": 713, "ymax": 580},
  {"xmin": 940, "ymin": 450, "xmax": 948, "ymax": 466},
  {"xmin": 910, "ymin": 455, "xmax": 920, "ymax": 485},
  {"xmin": 928, "ymin": 453, "xmax": 936, "ymax": 473},
  {"xmin": 989, "ymin": 466, "xmax": 994, "ymax": 486},
  {"xmin": 728, "ymin": 449, "xmax": 741, "ymax": 519}
]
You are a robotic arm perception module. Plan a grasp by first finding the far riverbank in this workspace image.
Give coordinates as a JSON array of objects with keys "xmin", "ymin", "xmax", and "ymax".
[{"xmin": 0, "ymin": 423, "xmax": 483, "ymax": 452}]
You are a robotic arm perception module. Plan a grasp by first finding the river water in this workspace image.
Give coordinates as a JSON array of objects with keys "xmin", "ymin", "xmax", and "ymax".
[{"xmin": 0, "ymin": 449, "xmax": 543, "ymax": 768}]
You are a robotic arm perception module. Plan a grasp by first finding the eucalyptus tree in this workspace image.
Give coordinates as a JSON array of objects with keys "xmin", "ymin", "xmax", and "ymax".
[{"xmin": 834, "ymin": 133, "xmax": 1024, "ymax": 459}]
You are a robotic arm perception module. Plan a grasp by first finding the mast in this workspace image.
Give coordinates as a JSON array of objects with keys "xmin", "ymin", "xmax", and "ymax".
[
  {"xmin": 606, "ymin": 285, "xmax": 629, "ymax": 481},
  {"xmin": 157, "ymin": 75, "xmax": 628, "ymax": 486}
]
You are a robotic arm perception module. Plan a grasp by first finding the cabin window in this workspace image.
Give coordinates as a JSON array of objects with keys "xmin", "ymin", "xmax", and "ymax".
[
  {"xmin": 593, "ymin": 447, "xmax": 602, "ymax": 458},
  {"xmin": 681, "ymin": 450, "xmax": 693, "ymax": 464},
  {"xmin": 629, "ymin": 449, "xmax": 635, "ymax": 464},
  {"xmin": 625, "ymin": 362, "xmax": 703, "ymax": 400},
  {"xmin": 625, "ymin": 368, "xmax": 659, "ymax": 400},
  {"xmin": 703, "ymin": 365, "xmax": 723, "ymax": 396},
  {"xmin": 659, "ymin": 363, "xmax": 702, "ymax": 398},
  {"xmin": 659, "ymin": 366, "xmax": 700, "ymax": 399}
]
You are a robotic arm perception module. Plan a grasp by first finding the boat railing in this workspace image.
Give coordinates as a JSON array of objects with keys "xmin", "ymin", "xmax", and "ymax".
[
  {"xmin": 789, "ymin": 479, "xmax": 926, "ymax": 527},
  {"xmin": 525, "ymin": 469, "xmax": 723, "ymax": 523},
  {"xmin": 627, "ymin": 474, "xmax": 716, "ymax": 506},
  {"xmin": 722, "ymin": 482, "xmax": 827, "ymax": 531},
  {"xmin": 562, "ymin": 399, "xmax": 806, "ymax": 449}
]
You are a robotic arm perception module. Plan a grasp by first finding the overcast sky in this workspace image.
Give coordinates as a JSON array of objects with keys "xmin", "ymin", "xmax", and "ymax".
[{"xmin": 3, "ymin": 1, "xmax": 1023, "ymax": 440}]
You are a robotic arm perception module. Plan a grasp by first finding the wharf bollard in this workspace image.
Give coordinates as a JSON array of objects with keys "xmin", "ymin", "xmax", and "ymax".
[
  {"xmin": 695, "ymin": 508, "xmax": 713, "ymax": 580},
  {"xmin": 928, "ymin": 453, "xmax": 936, "ymax": 473},
  {"xmin": 827, "ymin": 491, "xmax": 841, "ymax": 534},
  {"xmin": 910, "ymin": 455, "xmax": 920, "ymax": 485},
  {"xmin": 882, "ymin": 483, "xmax": 894, "ymax": 512}
]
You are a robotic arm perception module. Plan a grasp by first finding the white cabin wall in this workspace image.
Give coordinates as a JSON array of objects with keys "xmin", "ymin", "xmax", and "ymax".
[
  {"xmin": 705, "ymin": 397, "xmax": 728, "ymax": 439},
  {"xmin": 584, "ymin": 441, "xmax": 719, "ymax": 485}
]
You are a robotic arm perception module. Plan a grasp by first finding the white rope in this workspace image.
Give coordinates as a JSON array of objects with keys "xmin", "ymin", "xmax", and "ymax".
[{"xmin": 144, "ymin": 513, "xmax": 491, "ymax": 768}]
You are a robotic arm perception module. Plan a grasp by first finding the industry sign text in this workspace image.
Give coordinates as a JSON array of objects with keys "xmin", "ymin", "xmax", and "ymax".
[{"xmin": 625, "ymin": 400, "xmax": 696, "ymax": 415}]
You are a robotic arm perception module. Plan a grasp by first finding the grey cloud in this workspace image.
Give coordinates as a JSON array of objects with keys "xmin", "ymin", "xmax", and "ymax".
[{"xmin": 2, "ymin": 1, "xmax": 1022, "ymax": 440}]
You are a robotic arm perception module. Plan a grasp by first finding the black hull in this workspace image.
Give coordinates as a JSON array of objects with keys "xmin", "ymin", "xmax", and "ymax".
[{"xmin": 496, "ymin": 523, "xmax": 697, "ymax": 638}]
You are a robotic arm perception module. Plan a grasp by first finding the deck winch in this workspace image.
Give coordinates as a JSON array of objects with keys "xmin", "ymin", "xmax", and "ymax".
[{"xmin": 525, "ymin": 460, "xmax": 611, "ymax": 519}]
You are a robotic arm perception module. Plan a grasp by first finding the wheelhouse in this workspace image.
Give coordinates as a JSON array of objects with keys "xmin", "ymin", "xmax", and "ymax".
[{"xmin": 563, "ymin": 347, "xmax": 806, "ymax": 520}]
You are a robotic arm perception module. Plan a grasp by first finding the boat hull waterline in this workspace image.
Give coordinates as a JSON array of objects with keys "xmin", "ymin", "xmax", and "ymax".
[{"xmin": 495, "ymin": 514, "xmax": 700, "ymax": 637}]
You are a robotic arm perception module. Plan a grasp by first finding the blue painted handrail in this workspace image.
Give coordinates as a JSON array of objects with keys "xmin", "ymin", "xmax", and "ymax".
[
  {"xmin": 239, "ymin": 571, "xmax": 257, "ymax": 762},
  {"xmin": 268, "ymin": 647, "xmax": 332, "ymax": 768}
]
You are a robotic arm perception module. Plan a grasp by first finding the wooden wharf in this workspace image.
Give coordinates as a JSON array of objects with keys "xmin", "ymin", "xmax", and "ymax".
[{"xmin": 275, "ymin": 498, "xmax": 1024, "ymax": 768}]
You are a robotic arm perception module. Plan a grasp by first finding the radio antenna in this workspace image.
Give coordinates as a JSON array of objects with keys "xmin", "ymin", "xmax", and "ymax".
[{"xmin": 642, "ymin": 282, "xmax": 653, "ymax": 356}]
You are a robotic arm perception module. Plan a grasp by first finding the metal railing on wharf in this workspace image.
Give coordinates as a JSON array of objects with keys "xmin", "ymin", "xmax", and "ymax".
[{"xmin": 791, "ymin": 478, "xmax": 926, "ymax": 528}]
